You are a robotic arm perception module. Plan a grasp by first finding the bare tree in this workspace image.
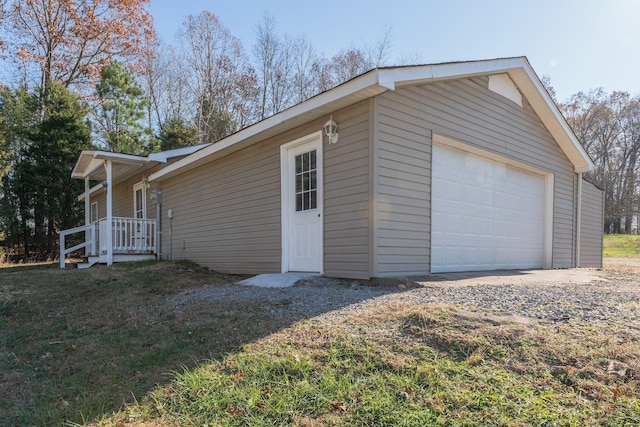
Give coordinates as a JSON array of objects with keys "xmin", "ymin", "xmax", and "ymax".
[
  {"xmin": 253, "ymin": 15, "xmax": 309, "ymax": 118},
  {"xmin": 253, "ymin": 13, "xmax": 279, "ymax": 120},
  {"xmin": 562, "ymin": 89, "xmax": 640, "ymax": 233},
  {"xmin": 329, "ymin": 48, "xmax": 372, "ymax": 84},
  {"xmin": 309, "ymin": 56, "xmax": 334, "ymax": 94},
  {"xmin": 6, "ymin": 0, "xmax": 155, "ymax": 91},
  {"xmin": 290, "ymin": 34, "xmax": 317, "ymax": 104},
  {"xmin": 366, "ymin": 24, "xmax": 393, "ymax": 67},
  {"xmin": 141, "ymin": 40, "xmax": 191, "ymax": 132},
  {"xmin": 178, "ymin": 11, "xmax": 257, "ymax": 143},
  {"xmin": 540, "ymin": 75, "xmax": 557, "ymax": 103},
  {"xmin": 251, "ymin": 18, "xmax": 398, "ymax": 117},
  {"xmin": 269, "ymin": 34, "xmax": 293, "ymax": 115},
  {"xmin": 0, "ymin": 0, "xmax": 6, "ymax": 50}
]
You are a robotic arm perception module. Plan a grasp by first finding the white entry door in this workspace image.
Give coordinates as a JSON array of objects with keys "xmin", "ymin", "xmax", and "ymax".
[{"xmin": 281, "ymin": 132, "xmax": 323, "ymax": 272}]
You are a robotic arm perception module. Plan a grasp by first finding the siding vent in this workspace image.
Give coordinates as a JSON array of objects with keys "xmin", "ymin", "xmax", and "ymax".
[{"xmin": 488, "ymin": 74, "xmax": 522, "ymax": 107}]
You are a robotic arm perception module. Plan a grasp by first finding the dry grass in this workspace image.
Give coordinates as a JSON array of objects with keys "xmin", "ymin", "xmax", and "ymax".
[
  {"xmin": 104, "ymin": 300, "xmax": 639, "ymax": 426},
  {"xmin": 1, "ymin": 261, "xmax": 259, "ymax": 426},
  {"xmin": 2, "ymin": 259, "xmax": 640, "ymax": 426}
]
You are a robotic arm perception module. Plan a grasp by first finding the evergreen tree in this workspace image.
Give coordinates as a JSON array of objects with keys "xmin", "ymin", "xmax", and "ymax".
[
  {"xmin": 0, "ymin": 86, "xmax": 39, "ymax": 178},
  {"xmin": 94, "ymin": 60, "xmax": 151, "ymax": 154},
  {"xmin": 158, "ymin": 117, "xmax": 199, "ymax": 151},
  {"xmin": 0, "ymin": 82, "xmax": 92, "ymax": 259},
  {"xmin": 0, "ymin": 86, "xmax": 40, "ymax": 256}
]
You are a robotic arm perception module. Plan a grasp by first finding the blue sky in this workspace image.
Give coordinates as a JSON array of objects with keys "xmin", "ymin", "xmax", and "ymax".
[{"xmin": 150, "ymin": 0, "xmax": 640, "ymax": 102}]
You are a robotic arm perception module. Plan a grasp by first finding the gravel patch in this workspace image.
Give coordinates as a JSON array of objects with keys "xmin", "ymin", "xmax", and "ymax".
[{"xmin": 168, "ymin": 267, "xmax": 640, "ymax": 325}]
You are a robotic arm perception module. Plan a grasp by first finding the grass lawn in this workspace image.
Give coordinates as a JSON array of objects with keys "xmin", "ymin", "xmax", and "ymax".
[
  {"xmin": 604, "ymin": 234, "xmax": 640, "ymax": 257},
  {"xmin": 1, "ymin": 261, "xmax": 639, "ymax": 426}
]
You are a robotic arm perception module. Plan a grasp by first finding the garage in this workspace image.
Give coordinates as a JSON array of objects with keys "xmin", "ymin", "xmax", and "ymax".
[{"xmin": 431, "ymin": 142, "xmax": 546, "ymax": 273}]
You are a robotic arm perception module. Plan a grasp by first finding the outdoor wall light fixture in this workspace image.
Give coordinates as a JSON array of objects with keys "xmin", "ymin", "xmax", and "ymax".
[
  {"xmin": 101, "ymin": 181, "xmax": 108, "ymax": 192},
  {"xmin": 142, "ymin": 176, "xmax": 150, "ymax": 189},
  {"xmin": 324, "ymin": 116, "xmax": 339, "ymax": 144}
]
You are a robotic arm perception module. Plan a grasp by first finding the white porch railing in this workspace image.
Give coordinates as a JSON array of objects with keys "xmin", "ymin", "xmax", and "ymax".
[
  {"xmin": 60, "ymin": 223, "xmax": 97, "ymax": 268},
  {"xmin": 60, "ymin": 217, "xmax": 156, "ymax": 268},
  {"xmin": 100, "ymin": 217, "xmax": 157, "ymax": 254}
]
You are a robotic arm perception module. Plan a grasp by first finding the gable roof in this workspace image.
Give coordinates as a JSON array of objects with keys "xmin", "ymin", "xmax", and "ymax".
[{"xmin": 147, "ymin": 56, "xmax": 593, "ymax": 182}]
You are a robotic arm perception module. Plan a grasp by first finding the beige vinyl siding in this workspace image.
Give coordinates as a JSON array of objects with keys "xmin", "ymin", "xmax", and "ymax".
[
  {"xmin": 159, "ymin": 139, "xmax": 282, "ymax": 274},
  {"xmin": 90, "ymin": 192, "xmax": 107, "ymax": 220},
  {"xmin": 580, "ymin": 179, "xmax": 604, "ymax": 267},
  {"xmin": 88, "ymin": 170, "xmax": 157, "ymax": 220},
  {"xmin": 324, "ymin": 101, "xmax": 371, "ymax": 279},
  {"xmin": 90, "ymin": 171, "xmax": 157, "ymax": 220},
  {"xmin": 113, "ymin": 175, "xmax": 138, "ymax": 218},
  {"xmin": 375, "ymin": 97, "xmax": 431, "ymax": 276},
  {"xmin": 375, "ymin": 76, "xmax": 577, "ymax": 271},
  {"xmin": 158, "ymin": 101, "xmax": 370, "ymax": 277}
]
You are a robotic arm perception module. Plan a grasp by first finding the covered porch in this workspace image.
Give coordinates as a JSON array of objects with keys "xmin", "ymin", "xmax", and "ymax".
[{"xmin": 60, "ymin": 151, "xmax": 162, "ymax": 268}]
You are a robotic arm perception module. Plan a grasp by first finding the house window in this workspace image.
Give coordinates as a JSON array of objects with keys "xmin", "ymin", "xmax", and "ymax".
[
  {"xmin": 133, "ymin": 182, "xmax": 146, "ymax": 219},
  {"xmin": 90, "ymin": 201, "xmax": 98, "ymax": 223},
  {"xmin": 295, "ymin": 150, "xmax": 317, "ymax": 211}
]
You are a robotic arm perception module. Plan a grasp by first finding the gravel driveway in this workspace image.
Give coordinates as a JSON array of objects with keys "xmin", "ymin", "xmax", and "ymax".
[{"xmin": 169, "ymin": 263, "xmax": 639, "ymax": 326}]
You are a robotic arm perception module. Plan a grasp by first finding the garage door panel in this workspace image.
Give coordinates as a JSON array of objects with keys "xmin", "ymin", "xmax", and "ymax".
[{"xmin": 432, "ymin": 143, "xmax": 545, "ymax": 273}]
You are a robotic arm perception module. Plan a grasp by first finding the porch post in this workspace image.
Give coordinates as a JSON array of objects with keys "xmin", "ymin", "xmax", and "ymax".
[
  {"xmin": 84, "ymin": 177, "xmax": 91, "ymax": 256},
  {"xmin": 106, "ymin": 159, "xmax": 114, "ymax": 266}
]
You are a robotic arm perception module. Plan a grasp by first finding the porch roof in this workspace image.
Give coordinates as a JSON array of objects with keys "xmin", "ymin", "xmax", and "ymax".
[
  {"xmin": 71, "ymin": 151, "xmax": 161, "ymax": 182},
  {"xmin": 71, "ymin": 144, "xmax": 211, "ymax": 183}
]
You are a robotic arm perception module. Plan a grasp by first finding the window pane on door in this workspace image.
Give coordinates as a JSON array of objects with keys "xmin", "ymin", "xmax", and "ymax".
[
  {"xmin": 295, "ymin": 150, "xmax": 317, "ymax": 212},
  {"xmin": 135, "ymin": 189, "xmax": 144, "ymax": 218},
  {"xmin": 90, "ymin": 202, "xmax": 98, "ymax": 223}
]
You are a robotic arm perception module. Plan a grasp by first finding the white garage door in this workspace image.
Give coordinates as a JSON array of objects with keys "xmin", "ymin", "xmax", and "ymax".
[{"xmin": 431, "ymin": 143, "xmax": 545, "ymax": 273}]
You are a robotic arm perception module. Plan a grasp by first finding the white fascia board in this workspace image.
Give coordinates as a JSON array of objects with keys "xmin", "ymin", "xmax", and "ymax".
[
  {"xmin": 431, "ymin": 57, "xmax": 525, "ymax": 79},
  {"xmin": 72, "ymin": 150, "xmax": 159, "ymax": 179},
  {"xmin": 91, "ymin": 151, "xmax": 153, "ymax": 164},
  {"xmin": 71, "ymin": 151, "xmax": 95, "ymax": 178},
  {"xmin": 72, "ymin": 155, "xmax": 103, "ymax": 179},
  {"xmin": 380, "ymin": 57, "xmax": 527, "ymax": 88},
  {"xmin": 149, "ymin": 70, "xmax": 384, "ymax": 182},
  {"xmin": 512, "ymin": 62, "xmax": 594, "ymax": 172},
  {"xmin": 148, "ymin": 143, "xmax": 210, "ymax": 162}
]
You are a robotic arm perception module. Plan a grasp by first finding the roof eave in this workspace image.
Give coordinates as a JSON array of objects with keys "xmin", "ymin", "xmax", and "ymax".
[
  {"xmin": 505, "ymin": 60, "xmax": 595, "ymax": 173},
  {"xmin": 71, "ymin": 150, "xmax": 161, "ymax": 180},
  {"xmin": 149, "ymin": 56, "xmax": 594, "ymax": 181},
  {"xmin": 149, "ymin": 70, "xmax": 387, "ymax": 182}
]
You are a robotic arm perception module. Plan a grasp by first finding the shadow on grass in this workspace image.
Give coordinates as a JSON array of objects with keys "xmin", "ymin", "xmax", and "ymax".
[
  {"xmin": 0, "ymin": 261, "xmax": 59, "ymax": 273},
  {"xmin": 0, "ymin": 261, "xmax": 413, "ymax": 426}
]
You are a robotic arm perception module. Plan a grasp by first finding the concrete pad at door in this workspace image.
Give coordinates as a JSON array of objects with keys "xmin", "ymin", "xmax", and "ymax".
[{"xmin": 237, "ymin": 273, "xmax": 320, "ymax": 288}]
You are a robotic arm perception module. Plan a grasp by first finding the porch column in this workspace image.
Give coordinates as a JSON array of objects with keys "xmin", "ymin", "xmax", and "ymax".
[
  {"xmin": 84, "ymin": 177, "xmax": 91, "ymax": 256},
  {"xmin": 106, "ymin": 159, "xmax": 113, "ymax": 266}
]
